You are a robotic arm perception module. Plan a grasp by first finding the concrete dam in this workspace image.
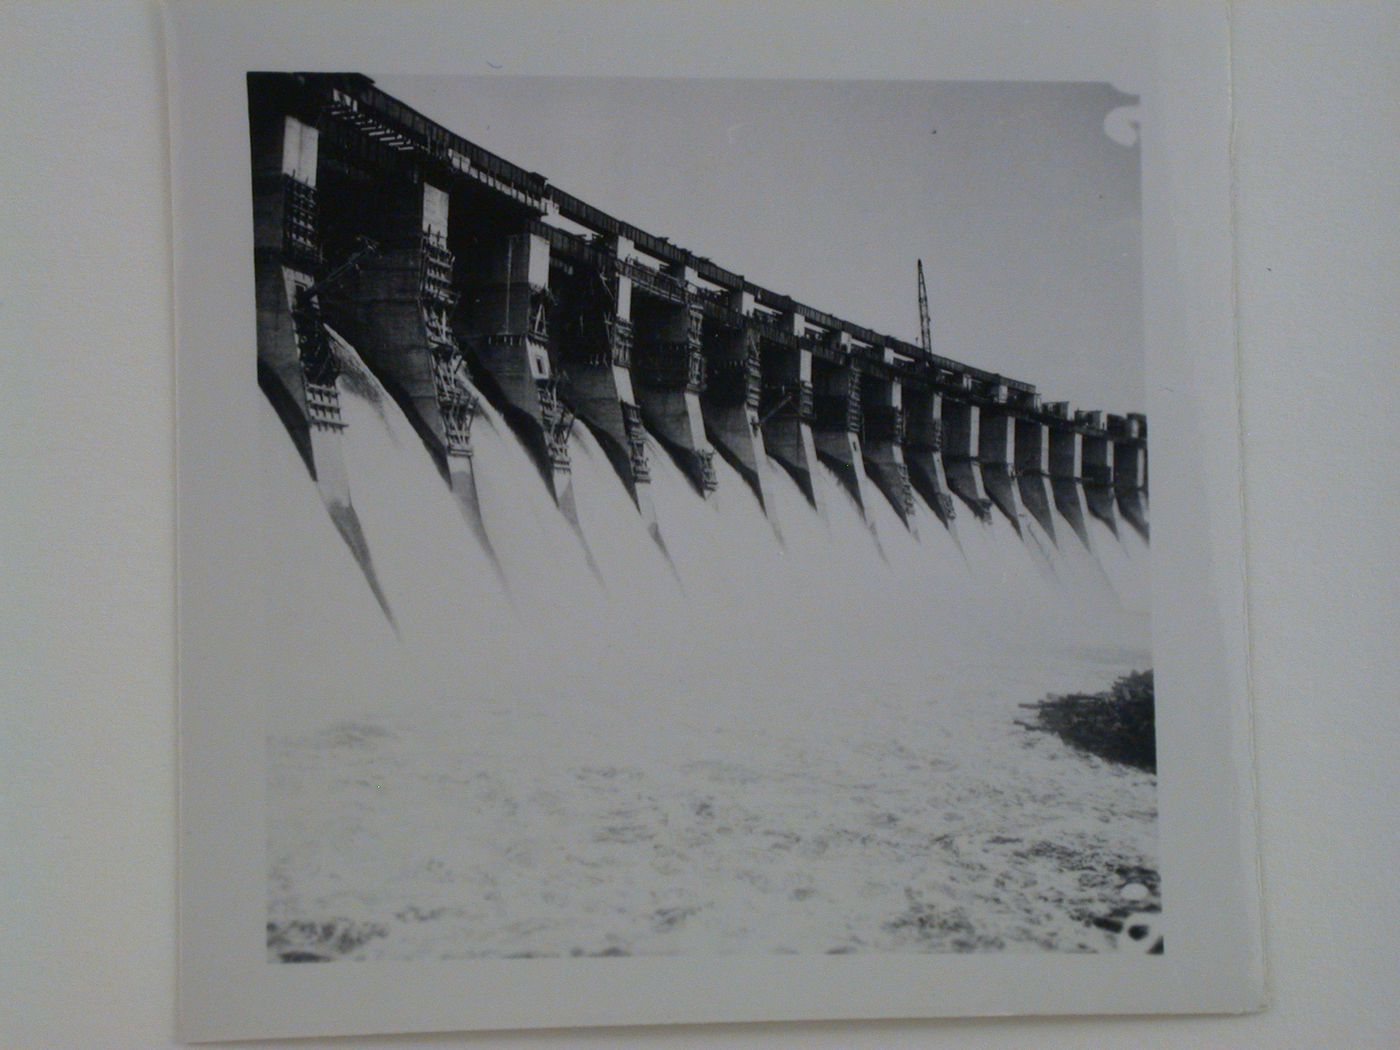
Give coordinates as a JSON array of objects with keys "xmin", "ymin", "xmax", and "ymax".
[
  {"xmin": 252, "ymin": 74, "xmax": 1157, "ymax": 960},
  {"xmin": 251, "ymin": 72, "xmax": 1148, "ymax": 624}
]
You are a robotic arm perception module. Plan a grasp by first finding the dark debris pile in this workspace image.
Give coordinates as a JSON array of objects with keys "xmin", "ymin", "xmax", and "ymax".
[{"xmin": 1018, "ymin": 670, "xmax": 1156, "ymax": 773}]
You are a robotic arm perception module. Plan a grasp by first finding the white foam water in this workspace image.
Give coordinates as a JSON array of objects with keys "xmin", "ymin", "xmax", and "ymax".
[{"xmin": 263, "ymin": 334, "xmax": 1155, "ymax": 960}]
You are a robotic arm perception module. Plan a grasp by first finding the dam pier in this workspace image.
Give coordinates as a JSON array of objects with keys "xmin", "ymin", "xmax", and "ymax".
[{"xmin": 249, "ymin": 73, "xmax": 1149, "ymax": 606}]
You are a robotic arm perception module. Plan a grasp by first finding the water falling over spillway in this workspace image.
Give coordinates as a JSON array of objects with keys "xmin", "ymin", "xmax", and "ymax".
[{"xmin": 265, "ymin": 333, "xmax": 1155, "ymax": 960}]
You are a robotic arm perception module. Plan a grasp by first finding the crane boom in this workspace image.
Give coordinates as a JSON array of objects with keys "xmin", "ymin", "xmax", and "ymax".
[{"xmin": 917, "ymin": 259, "xmax": 932, "ymax": 356}]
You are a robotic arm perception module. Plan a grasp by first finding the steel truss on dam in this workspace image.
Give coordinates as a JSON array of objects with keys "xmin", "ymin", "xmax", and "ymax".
[{"xmin": 250, "ymin": 72, "xmax": 1149, "ymax": 560}]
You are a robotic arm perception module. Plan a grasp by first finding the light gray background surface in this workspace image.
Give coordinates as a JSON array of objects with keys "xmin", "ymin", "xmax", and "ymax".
[{"xmin": 2, "ymin": 2, "xmax": 1396, "ymax": 1047}]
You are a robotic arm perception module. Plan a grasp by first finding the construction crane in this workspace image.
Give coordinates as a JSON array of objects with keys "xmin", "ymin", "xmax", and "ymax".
[{"xmin": 916, "ymin": 259, "xmax": 933, "ymax": 357}]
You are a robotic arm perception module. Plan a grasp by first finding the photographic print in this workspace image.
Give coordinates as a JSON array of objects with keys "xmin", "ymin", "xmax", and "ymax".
[
  {"xmin": 253, "ymin": 72, "xmax": 1158, "ymax": 964},
  {"xmin": 169, "ymin": 3, "xmax": 1261, "ymax": 1039}
]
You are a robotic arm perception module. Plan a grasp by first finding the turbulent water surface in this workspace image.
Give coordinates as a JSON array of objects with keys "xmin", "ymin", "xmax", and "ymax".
[{"xmin": 263, "ymin": 335, "xmax": 1155, "ymax": 962}]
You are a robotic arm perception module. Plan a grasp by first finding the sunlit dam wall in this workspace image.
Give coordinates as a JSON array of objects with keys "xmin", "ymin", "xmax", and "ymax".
[{"xmin": 249, "ymin": 73, "xmax": 1150, "ymax": 671}]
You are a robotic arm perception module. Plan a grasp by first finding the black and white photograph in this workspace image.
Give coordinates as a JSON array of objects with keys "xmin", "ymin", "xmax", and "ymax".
[
  {"xmin": 165, "ymin": 2, "xmax": 1263, "ymax": 1039},
  {"xmin": 253, "ymin": 72, "xmax": 1158, "ymax": 965}
]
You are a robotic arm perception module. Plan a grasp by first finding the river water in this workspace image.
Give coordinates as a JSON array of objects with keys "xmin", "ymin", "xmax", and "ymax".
[{"xmin": 263, "ymin": 333, "xmax": 1155, "ymax": 961}]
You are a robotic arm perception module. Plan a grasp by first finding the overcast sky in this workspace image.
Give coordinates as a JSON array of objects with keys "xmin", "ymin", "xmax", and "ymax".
[{"xmin": 380, "ymin": 76, "xmax": 1142, "ymax": 414}]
